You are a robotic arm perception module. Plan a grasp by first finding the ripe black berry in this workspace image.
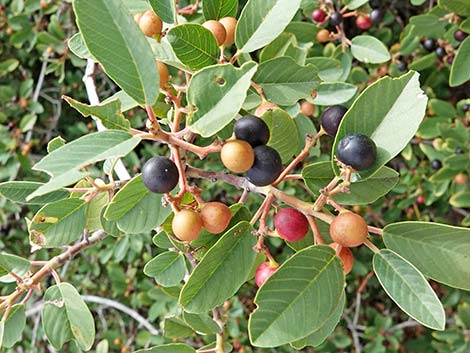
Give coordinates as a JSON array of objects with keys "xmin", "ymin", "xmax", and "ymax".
[
  {"xmin": 435, "ymin": 47, "xmax": 446, "ymax": 58},
  {"xmin": 455, "ymin": 147, "xmax": 465, "ymax": 154},
  {"xmin": 234, "ymin": 115, "xmax": 270, "ymax": 147},
  {"xmin": 246, "ymin": 145, "xmax": 283, "ymax": 186},
  {"xmin": 142, "ymin": 157, "xmax": 179, "ymax": 193},
  {"xmin": 422, "ymin": 38, "xmax": 436, "ymax": 52},
  {"xmin": 397, "ymin": 61, "xmax": 407, "ymax": 72},
  {"xmin": 336, "ymin": 133, "xmax": 377, "ymax": 171},
  {"xmin": 370, "ymin": 9, "xmax": 383, "ymax": 24},
  {"xmin": 329, "ymin": 12, "xmax": 343, "ymax": 26},
  {"xmin": 431, "ymin": 159, "xmax": 442, "ymax": 170},
  {"xmin": 454, "ymin": 29, "xmax": 467, "ymax": 42},
  {"xmin": 321, "ymin": 105, "xmax": 347, "ymax": 137}
]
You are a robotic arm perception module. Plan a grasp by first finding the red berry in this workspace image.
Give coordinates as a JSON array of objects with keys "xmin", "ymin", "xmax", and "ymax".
[
  {"xmin": 255, "ymin": 262, "xmax": 278, "ymax": 287},
  {"xmin": 356, "ymin": 15, "xmax": 371, "ymax": 30},
  {"xmin": 417, "ymin": 195, "xmax": 425, "ymax": 205},
  {"xmin": 274, "ymin": 208, "xmax": 309, "ymax": 242},
  {"xmin": 311, "ymin": 9, "xmax": 326, "ymax": 23}
]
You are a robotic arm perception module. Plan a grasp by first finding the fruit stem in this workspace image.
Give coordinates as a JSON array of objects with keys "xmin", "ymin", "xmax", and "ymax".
[
  {"xmin": 251, "ymin": 81, "xmax": 267, "ymax": 101},
  {"xmin": 327, "ymin": 198, "xmax": 344, "ymax": 211},
  {"xmin": 307, "ymin": 215, "xmax": 325, "ymax": 245},
  {"xmin": 367, "ymin": 226, "xmax": 384, "ymax": 236},
  {"xmin": 313, "ymin": 176, "xmax": 341, "ymax": 211},
  {"xmin": 364, "ymin": 239, "xmax": 380, "ymax": 254},
  {"xmin": 229, "ymin": 50, "xmax": 240, "ymax": 64}
]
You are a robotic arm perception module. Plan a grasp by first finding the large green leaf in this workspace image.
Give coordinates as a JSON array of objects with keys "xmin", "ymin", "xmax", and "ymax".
[
  {"xmin": 182, "ymin": 312, "xmax": 221, "ymax": 335},
  {"xmin": 179, "ymin": 222, "xmax": 257, "ymax": 313},
  {"xmin": 259, "ymin": 33, "xmax": 296, "ymax": 62},
  {"xmin": 104, "ymin": 175, "xmax": 171, "ymax": 234},
  {"xmin": 144, "ymin": 251, "xmax": 186, "ymax": 287},
  {"xmin": 333, "ymin": 71, "xmax": 427, "ymax": 179},
  {"xmin": 302, "ymin": 161, "xmax": 399, "ymax": 205},
  {"xmin": 151, "ymin": 41, "xmax": 192, "ymax": 73},
  {"xmin": 248, "ymin": 245, "xmax": 344, "ymax": 347},
  {"xmin": 163, "ymin": 317, "xmax": 194, "ymax": 338},
  {"xmin": 438, "ymin": 0, "xmax": 470, "ymax": 15},
  {"xmin": 64, "ymin": 96, "xmax": 130, "ymax": 131},
  {"xmin": 29, "ymin": 198, "xmax": 87, "ymax": 249},
  {"xmin": 351, "ymin": 35, "xmax": 391, "ymax": 64},
  {"xmin": 253, "ymin": 57, "xmax": 319, "ymax": 106},
  {"xmin": 203, "ymin": 0, "xmax": 238, "ymax": 20},
  {"xmin": 373, "ymin": 249, "xmax": 445, "ymax": 330},
  {"xmin": 167, "ymin": 24, "xmax": 219, "ymax": 71},
  {"xmin": 450, "ymin": 36, "xmax": 470, "ymax": 87},
  {"xmin": 149, "ymin": 0, "xmax": 176, "ymax": 24},
  {"xmin": 235, "ymin": 0, "xmax": 301, "ymax": 53},
  {"xmin": 73, "ymin": 0, "xmax": 159, "ymax": 105},
  {"xmin": 383, "ymin": 222, "xmax": 470, "ymax": 290},
  {"xmin": 311, "ymin": 82, "xmax": 357, "ymax": 106},
  {"xmin": 30, "ymin": 130, "xmax": 140, "ymax": 200},
  {"xmin": 135, "ymin": 344, "xmax": 196, "ymax": 353},
  {"xmin": 1, "ymin": 304, "xmax": 26, "ymax": 348},
  {"xmin": 0, "ymin": 254, "xmax": 31, "ymax": 283},
  {"xmin": 42, "ymin": 283, "xmax": 95, "ymax": 351},
  {"xmin": 187, "ymin": 62, "xmax": 257, "ymax": 137},
  {"xmin": 0, "ymin": 181, "xmax": 68, "ymax": 205}
]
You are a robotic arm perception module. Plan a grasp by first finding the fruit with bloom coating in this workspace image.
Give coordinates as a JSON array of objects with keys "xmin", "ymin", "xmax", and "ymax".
[
  {"xmin": 330, "ymin": 211, "xmax": 368, "ymax": 247},
  {"xmin": 234, "ymin": 115, "xmax": 270, "ymax": 147},
  {"xmin": 142, "ymin": 157, "xmax": 179, "ymax": 193},
  {"xmin": 336, "ymin": 133, "xmax": 377, "ymax": 171},
  {"xmin": 221, "ymin": 140, "xmax": 255, "ymax": 173},
  {"xmin": 200, "ymin": 202, "xmax": 232, "ymax": 234},
  {"xmin": 329, "ymin": 12, "xmax": 343, "ymax": 26},
  {"xmin": 172, "ymin": 209, "xmax": 203, "ymax": 241},
  {"xmin": 274, "ymin": 208, "xmax": 309, "ymax": 242},
  {"xmin": 320, "ymin": 105, "xmax": 347, "ymax": 136},
  {"xmin": 255, "ymin": 262, "xmax": 278, "ymax": 287},
  {"xmin": 246, "ymin": 145, "xmax": 283, "ymax": 186}
]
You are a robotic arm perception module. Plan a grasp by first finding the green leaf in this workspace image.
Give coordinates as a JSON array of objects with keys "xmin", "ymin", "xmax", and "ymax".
[
  {"xmin": 167, "ymin": 24, "xmax": 219, "ymax": 71},
  {"xmin": 302, "ymin": 162, "xmax": 399, "ymax": 205},
  {"xmin": 373, "ymin": 249, "xmax": 445, "ymax": 330},
  {"xmin": 248, "ymin": 245, "xmax": 344, "ymax": 347},
  {"xmin": 350, "ymin": 35, "xmax": 391, "ymax": 64},
  {"xmin": 259, "ymin": 33, "xmax": 296, "ymax": 62},
  {"xmin": 235, "ymin": 0, "xmax": 301, "ymax": 53},
  {"xmin": 438, "ymin": 0, "xmax": 470, "ymax": 16},
  {"xmin": 203, "ymin": 0, "xmax": 238, "ymax": 20},
  {"xmin": 2, "ymin": 304, "xmax": 26, "ymax": 348},
  {"xmin": 261, "ymin": 108, "xmax": 300, "ymax": 164},
  {"xmin": 163, "ymin": 317, "xmax": 194, "ymax": 339},
  {"xmin": 312, "ymin": 82, "xmax": 357, "ymax": 106},
  {"xmin": 86, "ymin": 191, "xmax": 109, "ymax": 232},
  {"xmin": 183, "ymin": 312, "xmax": 221, "ymax": 335},
  {"xmin": 30, "ymin": 130, "xmax": 140, "ymax": 200},
  {"xmin": 0, "ymin": 181, "xmax": 69, "ymax": 205},
  {"xmin": 68, "ymin": 33, "xmax": 94, "ymax": 60},
  {"xmin": 450, "ymin": 36, "xmax": 470, "ymax": 87},
  {"xmin": 306, "ymin": 57, "xmax": 342, "ymax": 82},
  {"xmin": 64, "ymin": 96, "xmax": 130, "ymax": 131},
  {"xmin": 0, "ymin": 59, "xmax": 20, "ymax": 77},
  {"xmin": 408, "ymin": 15, "xmax": 447, "ymax": 38},
  {"xmin": 253, "ymin": 57, "xmax": 319, "ymax": 106},
  {"xmin": 179, "ymin": 221, "xmax": 257, "ymax": 313},
  {"xmin": 290, "ymin": 293, "xmax": 345, "ymax": 349},
  {"xmin": 344, "ymin": 0, "xmax": 369, "ymax": 9},
  {"xmin": 144, "ymin": 251, "xmax": 186, "ymax": 287},
  {"xmin": 104, "ymin": 175, "xmax": 171, "ymax": 234},
  {"xmin": 29, "ymin": 198, "xmax": 87, "ymax": 249},
  {"xmin": 103, "ymin": 91, "xmax": 140, "ymax": 112},
  {"xmin": 333, "ymin": 71, "xmax": 427, "ymax": 179},
  {"xmin": 42, "ymin": 283, "xmax": 95, "ymax": 351},
  {"xmin": 151, "ymin": 41, "xmax": 192, "ymax": 73},
  {"xmin": 187, "ymin": 62, "xmax": 257, "ymax": 137},
  {"xmin": 47, "ymin": 136, "xmax": 66, "ymax": 153},
  {"xmin": 73, "ymin": 0, "xmax": 159, "ymax": 105},
  {"xmin": 383, "ymin": 222, "xmax": 470, "ymax": 290},
  {"xmin": 0, "ymin": 254, "xmax": 31, "ymax": 283},
  {"xmin": 149, "ymin": 0, "xmax": 176, "ymax": 24},
  {"xmin": 450, "ymin": 191, "xmax": 470, "ymax": 208},
  {"xmin": 135, "ymin": 344, "xmax": 196, "ymax": 353}
]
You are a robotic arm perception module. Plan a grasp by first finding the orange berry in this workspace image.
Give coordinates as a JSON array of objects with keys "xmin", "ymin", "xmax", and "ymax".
[
  {"xmin": 300, "ymin": 101, "xmax": 315, "ymax": 116},
  {"xmin": 254, "ymin": 102, "xmax": 278, "ymax": 117},
  {"xmin": 219, "ymin": 17, "xmax": 237, "ymax": 46},
  {"xmin": 172, "ymin": 209, "xmax": 203, "ymax": 242},
  {"xmin": 139, "ymin": 10, "xmax": 162, "ymax": 37},
  {"xmin": 156, "ymin": 61, "xmax": 170, "ymax": 88},
  {"xmin": 220, "ymin": 140, "xmax": 255, "ymax": 173},
  {"xmin": 330, "ymin": 211, "xmax": 368, "ymax": 247},
  {"xmin": 201, "ymin": 202, "xmax": 232, "ymax": 234},
  {"xmin": 329, "ymin": 243, "xmax": 354, "ymax": 274},
  {"xmin": 316, "ymin": 29, "xmax": 330, "ymax": 43},
  {"xmin": 202, "ymin": 20, "xmax": 227, "ymax": 46}
]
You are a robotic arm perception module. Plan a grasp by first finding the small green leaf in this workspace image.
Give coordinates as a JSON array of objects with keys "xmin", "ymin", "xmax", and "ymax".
[
  {"xmin": 68, "ymin": 33, "xmax": 94, "ymax": 60},
  {"xmin": 450, "ymin": 36, "xmax": 470, "ymax": 87},
  {"xmin": 0, "ymin": 59, "xmax": 20, "ymax": 77},
  {"xmin": 450, "ymin": 191, "xmax": 470, "ymax": 208},
  {"xmin": 2, "ymin": 304, "xmax": 26, "ymax": 348},
  {"xmin": 47, "ymin": 136, "xmax": 66, "ymax": 153},
  {"xmin": 144, "ymin": 251, "xmax": 186, "ymax": 287},
  {"xmin": 135, "ymin": 344, "xmax": 196, "ymax": 353},
  {"xmin": 312, "ymin": 82, "xmax": 357, "ymax": 106},
  {"xmin": 203, "ymin": 0, "xmax": 238, "ymax": 20},
  {"xmin": 351, "ymin": 35, "xmax": 391, "ymax": 64},
  {"xmin": 344, "ymin": 0, "xmax": 369, "ymax": 9},
  {"xmin": 0, "ymin": 181, "xmax": 69, "ymax": 205},
  {"xmin": 373, "ymin": 249, "xmax": 445, "ymax": 330},
  {"xmin": 163, "ymin": 317, "xmax": 194, "ymax": 339},
  {"xmin": 438, "ymin": 0, "xmax": 470, "ymax": 16},
  {"xmin": 183, "ymin": 312, "xmax": 221, "ymax": 335},
  {"xmin": 0, "ymin": 254, "xmax": 31, "ymax": 283},
  {"xmin": 149, "ymin": 0, "xmax": 176, "ymax": 24}
]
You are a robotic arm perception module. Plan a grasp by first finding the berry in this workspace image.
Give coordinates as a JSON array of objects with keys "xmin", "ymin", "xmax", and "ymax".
[
  {"xmin": 200, "ymin": 202, "xmax": 232, "ymax": 234},
  {"xmin": 255, "ymin": 262, "xmax": 278, "ymax": 287},
  {"xmin": 431, "ymin": 159, "xmax": 442, "ymax": 170},
  {"xmin": 234, "ymin": 115, "xmax": 270, "ymax": 147},
  {"xmin": 416, "ymin": 195, "xmax": 425, "ymax": 205},
  {"xmin": 142, "ymin": 157, "xmax": 179, "ymax": 193},
  {"xmin": 397, "ymin": 61, "xmax": 407, "ymax": 71},
  {"xmin": 447, "ymin": 55, "xmax": 454, "ymax": 64},
  {"xmin": 422, "ymin": 38, "xmax": 436, "ymax": 52},
  {"xmin": 316, "ymin": 29, "xmax": 330, "ymax": 43},
  {"xmin": 254, "ymin": 101, "xmax": 278, "ymax": 116},
  {"xmin": 246, "ymin": 145, "xmax": 283, "ymax": 186},
  {"xmin": 356, "ymin": 15, "xmax": 371, "ymax": 30},
  {"xmin": 133, "ymin": 13, "xmax": 143, "ymax": 24},
  {"xmin": 7, "ymin": 121, "xmax": 16, "ymax": 131},
  {"xmin": 172, "ymin": 209, "xmax": 203, "ymax": 241},
  {"xmin": 462, "ymin": 103, "xmax": 470, "ymax": 112},
  {"xmin": 300, "ymin": 101, "xmax": 315, "ymax": 116},
  {"xmin": 330, "ymin": 212, "xmax": 368, "ymax": 247},
  {"xmin": 157, "ymin": 61, "xmax": 170, "ymax": 88},
  {"xmin": 320, "ymin": 105, "xmax": 347, "ymax": 136},
  {"xmin": 454, "ymin": 29, "xmax": 467, "ymax": 42},
  {"xmin": 274, "ymin": 208, "xmax": 309, "ymax": 242},
  {"xmin": 455, "ymin": 147, "xmax": 465, "ymax": 154},
  {"xmin": 329, "ymin": 12, "xmax": 343, "ymax": 26},
  {"xmin": 370, "ymin": 9, "xmax": 383, "ymax": 24},
  {"xmin": 139, "ymin": 10, "xmax": 162, "ymax": 37},
  {"xmin": 311, "ymin": 8, "xmax": 326, "ymax": 23},
  {"xmin": 202, "ymin": 20, "xmax": 227, "ymax": 46},
  {"xmin": 329, "ymin": 243, "xmax": 354, "ymax": 274},
  {"xmin": 219, "ymin": 17, "xmax": 237, "ymax": 46},
  {"xmin": 454, "ymin": 173, "xmax": 467, "ymax": 185},
  {"xmin": 336, "ymin": 133, "xmax": 377, "ymax": 171},
  {"xmin": 435, "ymin": 47, "xmax": 446, "ymax": 58},
  {"xmin": 220, "ymin": 140, "xmax": 255, "ymax": 173},
  {"xmin": 19, "ymin": 98, "xmax": 28, "ymax": 109}
]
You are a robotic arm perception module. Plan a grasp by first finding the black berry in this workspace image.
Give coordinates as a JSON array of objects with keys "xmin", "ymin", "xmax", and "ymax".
[
  {"xmin": 462, "ymin": 103, "xmax": 470, "ymax": 112},
  {"xmin": 370, "ymin": 9, "xmax": 383, "ymax": 24},
  {"xmin": 397, "ymin": 61, "xmax": 407, "ymax": 72},
  {"xmin": 329, "ymin": 12, "xmax": 343, "ymax": 26},
  {"xmin": 246, "ymin": 145, "xmax": 283, "ymax": 186},
  {"xmin": 454, "ymin": 29, "xmax": 467, "ymax": 42},
  {"xmin": 422, "ymin": 38, "xmax": 435, "ymax": 52},
  {"xmin": 320, "ymin": 105, "xmax": 347, "ymax": 137},
  {"xmin": 455, "ymin": 147, "xmax": 465, "ymax": 154},
  {"xmin": 336, "ymin": 133, "xmax": 377, "ymax": 171},
  {"xmin": 234, "ymin": 115, "xmax": 270, "ymax": 147},
  {"xmin": 431, "ymin": 159, "xmax": 442, "ymax": 170},
  {"xmin": 435, "ymin": 47, "xmax": 446, "ymax": 58},
  {"xmin": 142, "ymin": 157, "xmax": 179, "ymax": 193}
]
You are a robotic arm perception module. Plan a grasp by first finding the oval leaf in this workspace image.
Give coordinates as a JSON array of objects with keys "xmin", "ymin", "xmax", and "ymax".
[
  {"xmin": 144, "ymin": 251, "xmax": 186, "ymax": 287},
  {"xmin": 450, "ymin": 35, "xmax": 470, "ymax": 87},
  {"xmin": 0, "ymin": 181, "xmax": 69, "ymax": 205},
  {"xmin": 135, "ymin": 343, "xmax": 196, "ymax": 353},
  {"xmin": 351, "ymin": 35, "xmax": 391, "ymax": 64},
  {"xmin": 311, "ymin": 82, "xmax": 357, "ymax": 106},
  {"xmin": 0, "ymin": 254, "xmax": 32, "ymax": 283},
  {"xmin": 149, "ymin": 0, "xmax": 176, "ymax": 24},
  {"xmin": 203, "ymin": 0, "xmax": 238, "ymax": 20}
]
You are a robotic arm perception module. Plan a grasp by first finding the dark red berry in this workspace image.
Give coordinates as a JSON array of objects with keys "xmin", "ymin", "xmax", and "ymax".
[
  {"xmin": 234, "ymin": 115, "xmax": 270, "ymax": 147},
  {"xmin": 321, "ymin": 105, "xmax": 347, "ymax": 137},
  {"xmin": 336, "ymin": 133, "xmax": 377, "ymax": 171},
  {"xmin": 356, "ymin": 15, "xmax": 371, "ymax": 30},
  {"xmin": 431, "ymin": 159, "xmax": 442, "ymax": 170},
  {"xmin": 447, "ymin": 55, "xmax": 454, "ymax": 64},
  {"xmin": 246, "ymin": 145, "xmax": 282, "ymax": 186},
  {"xmin": 274, "ymin": 208, "xmax": 309, "ymax": 242},
  {"xmin": 311, "ymin": 8, "xmax": 326, "ymax": 22},
  {"xmin": 454, "ymin": 29, "xmax": 467, "ymax": 42},
  {"xmin": 142, "ymin": 157, "xmax": 179, "ymax": 193},
  {"xmin": 370, "ymin": 9, "xmax": 383, "ymax": 24},
  {"xmin": 329, "ymin": 12, "xmax": 343, "ymax": 26}
]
